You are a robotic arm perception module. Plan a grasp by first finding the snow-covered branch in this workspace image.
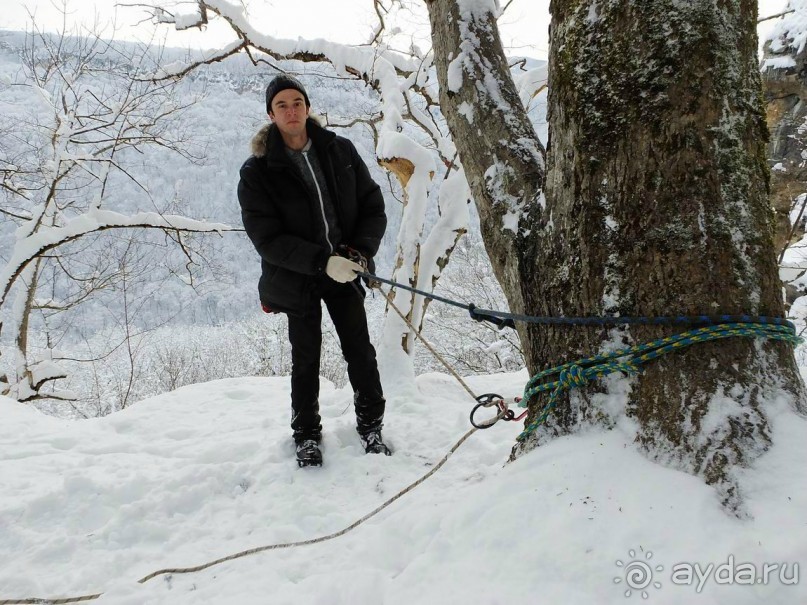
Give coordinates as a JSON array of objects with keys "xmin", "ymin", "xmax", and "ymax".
[
  {"xmin": 143, "ymin": 0, "xmax": 476, "ymax": 360},
  {"xmin": 0, "ymin": 16, "xmax": 239, "ymax": 404},
  {"xmin": 141, "ymin": 0, "xmax": 419, "ymax": 134},
  {"xmin": 0, "ymin": 210, "xmax": 235, "ymax": 309}
]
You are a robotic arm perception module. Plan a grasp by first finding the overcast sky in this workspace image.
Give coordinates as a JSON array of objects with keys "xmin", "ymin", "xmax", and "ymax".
[{"xmin": 3, "ymin": 0, "xmax": 551, "ymax": 59}]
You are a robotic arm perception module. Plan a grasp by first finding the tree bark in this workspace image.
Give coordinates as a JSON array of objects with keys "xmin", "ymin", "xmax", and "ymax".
[
  {"xmin": 426, "ymin": 0, "xmax": 547, "ymax": 357},
  {"xmin": 428, "ymin": 0, "xmax": 806, "ymax": 510}
]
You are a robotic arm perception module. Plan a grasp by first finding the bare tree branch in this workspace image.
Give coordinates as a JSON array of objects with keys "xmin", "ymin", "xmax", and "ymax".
[
  {"xmin": 759, "ymin": 9, "xmax": 795, "ymax": 24},
  {"xmin": 0, "ymin": 204, "xmax": 33, "ymax": 220},
  {"xmin": 1, "ymin": 216, "xmax": 239, "ymax": 311}
]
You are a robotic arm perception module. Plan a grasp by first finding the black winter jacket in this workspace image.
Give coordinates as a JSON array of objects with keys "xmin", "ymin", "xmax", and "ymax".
[{"xmin": 237, "ymin": 118, "xmax": 387, "ymax": 315}]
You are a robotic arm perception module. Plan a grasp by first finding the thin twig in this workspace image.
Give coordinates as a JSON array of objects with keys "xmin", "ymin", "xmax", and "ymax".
[{"xmin": 758, "ymin": 9, "xmax": 795, "ymax": 24}]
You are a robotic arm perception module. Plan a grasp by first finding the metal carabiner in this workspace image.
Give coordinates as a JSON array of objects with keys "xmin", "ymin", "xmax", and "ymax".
[{"xmin": 469, "ymin": 393, "xmax": 509, "ymax": 429}]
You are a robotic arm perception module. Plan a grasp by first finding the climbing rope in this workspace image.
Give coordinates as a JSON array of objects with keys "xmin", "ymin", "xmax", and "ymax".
[
  {"xmin": 358, "ymin": 270, "xmax": 801, "ymax": 438},
  {"xmin": 0, "ymin": 596, "xmax": 102, "ymax": 605},
  {"xmin": 358, "ymin": 271, "xmax": 797, "ymax": 331},
  {"xmin": 0, "ymin": 285, "xmax": 487, "ymax": 605},
  {"xmin": 514, "ymin": 322, "xmax": 800, "ymax": 440},
  {"xmin": 2, "ymin": 273, "xmax": 801, "ymax": 605},
  {"xmin": 0, "ymin": 425, "xmax": 477, "ymax": 604},
  {"xmin": 137, "ymin": 427, "xmax": 479, "ymax": 584}
]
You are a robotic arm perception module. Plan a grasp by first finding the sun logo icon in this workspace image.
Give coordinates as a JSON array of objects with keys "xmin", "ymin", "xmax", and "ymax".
[{"xmin": 614, "ymin": 548, "xmax": 664, "ymax": 599}]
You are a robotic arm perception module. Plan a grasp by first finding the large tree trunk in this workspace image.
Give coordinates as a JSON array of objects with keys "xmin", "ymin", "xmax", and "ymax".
[{"xmin": 428, "ymin": 0, "xmax": 805, "ymax": 510}]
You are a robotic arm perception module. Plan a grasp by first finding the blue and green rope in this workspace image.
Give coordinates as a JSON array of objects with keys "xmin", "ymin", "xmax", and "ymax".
[
  {"xmin": 516, "ymin": 322, "xmax": 802, "ymax": 441},
  {"xmin": 357, "ymin": 269, "xmax": 801, "ymax": 440}
]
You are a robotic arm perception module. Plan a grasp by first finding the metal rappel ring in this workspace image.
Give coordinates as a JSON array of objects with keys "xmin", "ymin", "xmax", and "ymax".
[{"xmin": 469, "ymin": 393, "xmax": 507, "ymax": 429}]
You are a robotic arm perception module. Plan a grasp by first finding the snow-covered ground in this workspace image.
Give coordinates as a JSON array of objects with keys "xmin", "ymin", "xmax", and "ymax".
[{"xmin": 1, "ymin": 370, "xmax": 805, "ymax": 604}]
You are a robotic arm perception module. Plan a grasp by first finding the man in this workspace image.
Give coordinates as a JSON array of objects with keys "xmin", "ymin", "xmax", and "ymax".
[{"xmin": 238, "ymin": 74, "xmax": 390, "ymax": 467}]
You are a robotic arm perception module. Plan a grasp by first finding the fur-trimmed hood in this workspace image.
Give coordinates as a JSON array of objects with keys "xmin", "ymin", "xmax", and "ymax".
[{"xmin": 250, "ymin": 114, "xmax": 325, "ymax": 158}]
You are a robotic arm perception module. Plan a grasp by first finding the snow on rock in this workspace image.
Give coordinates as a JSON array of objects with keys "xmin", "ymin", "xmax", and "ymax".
[
  {"xmin": 763, "ymin": 55, "xmax": 797, "ymax": 69},
  {"xmin": 501, "ymin": 208, "xmax": 520, "ymax": 232},
  {"xmin": 1, "ymin": 372, "xmax": 806, "ymax": 604},
  {"xmin": 586, "ymin": 1, "xmax": 601, "ymax": 25},
  {"xmin": 763, "ymin": 0, "xmax": 807, "ymax": 62}
]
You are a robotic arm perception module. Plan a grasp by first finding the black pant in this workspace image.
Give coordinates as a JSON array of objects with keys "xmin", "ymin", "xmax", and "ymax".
[{"xmin": 287, "ymin": 279, "xmax": 385, "ymax": 443}]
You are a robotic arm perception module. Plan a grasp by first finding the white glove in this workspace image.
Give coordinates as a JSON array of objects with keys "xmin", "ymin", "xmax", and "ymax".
[{"xmin": 325, "ymin": 255, "xmax": 364, "ymax": 283}]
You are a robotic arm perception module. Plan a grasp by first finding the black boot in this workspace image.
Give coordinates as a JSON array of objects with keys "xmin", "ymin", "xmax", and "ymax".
[
  {"xmin": 359, "ymin": 430, "xmax": 392, "ymax": 456},
  {"xmin": 296, "ymin": 439, "xmax": 323, "ymax": 467}
]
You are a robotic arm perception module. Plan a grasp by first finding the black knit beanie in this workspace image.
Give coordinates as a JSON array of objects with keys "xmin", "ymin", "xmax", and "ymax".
[{"xmin": 265, "ymin": 74, "xmax": 310, "ymax": 114}]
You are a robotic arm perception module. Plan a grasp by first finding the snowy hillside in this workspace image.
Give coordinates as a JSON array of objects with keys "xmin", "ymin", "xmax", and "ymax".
[{"xmin": 1, "ymin": 372, "xmax": 805, "ymax": 604}]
